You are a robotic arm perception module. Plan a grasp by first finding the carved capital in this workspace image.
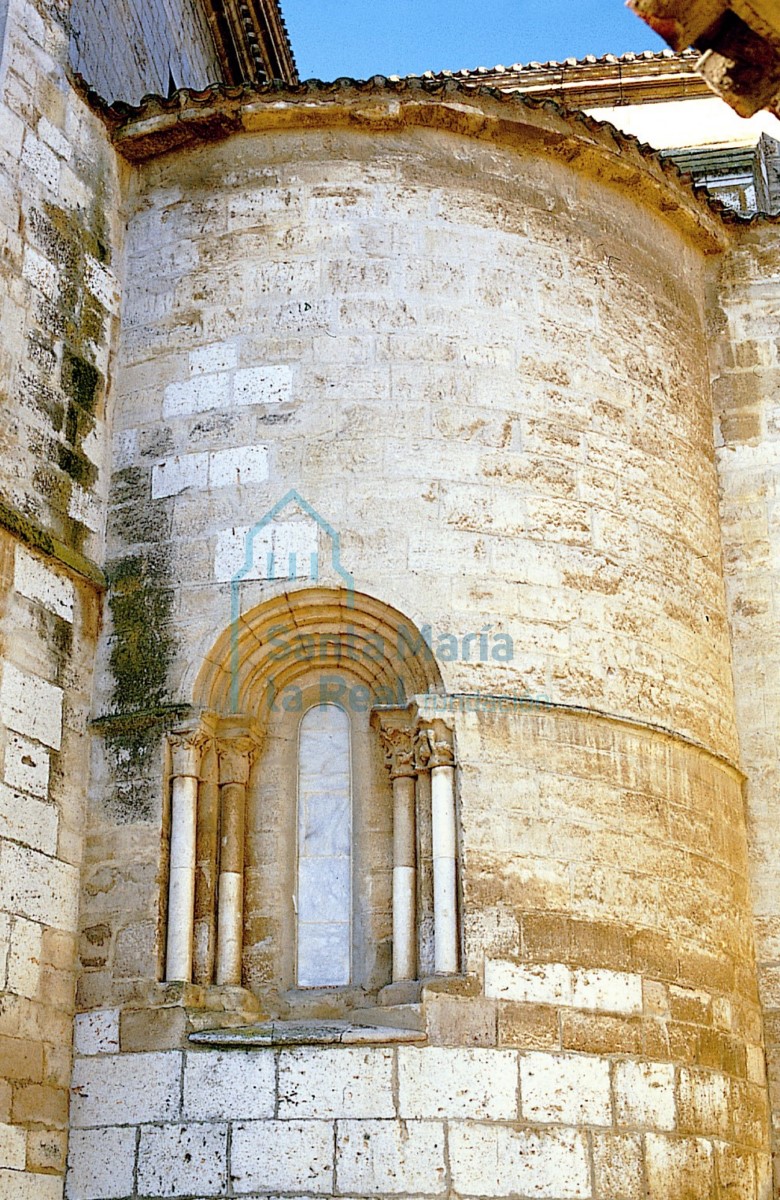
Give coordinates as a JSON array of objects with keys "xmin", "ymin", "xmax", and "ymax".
[
  {"xmin": 379, "ymin": 725, "xmax": 417, "ymax": 780},
  {"xmin": 216, "ymin": 736, "xmax": 258, "ymax": 786},
  {"xmin": 415, "ymin": 721, "xmax": 455, "ymax": 771},
  {"xmin": 168, "ymin": 727, "xmax": 209, "ymax": 779}
]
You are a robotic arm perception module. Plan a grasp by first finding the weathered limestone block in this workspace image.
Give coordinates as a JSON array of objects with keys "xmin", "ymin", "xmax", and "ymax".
[
  {"xmin": 449, "ymin": 1123, "xmax": 591, "ymax": 1198},
  {"xmin": 65, "ymin": 1127, "xmax": 136, "ymax": 1200},
  {"xmin": 136, "ymin": 1123, "xmax": 228, "ymax": 1198},
  {"xmin": 335, "ymin": 1118, "xmax": 446, "ymax": 1196},
  {"xmin": 397, "ymin": 1046, "xmax": 517, "ymax": 1120},
  {"xmin": 278, "ymin": 1047, "xmax": 394, "ymax": 1119},
  {"xmin": 231, "ymin": 1119, "xmax": 333, "ymax": 1194},
  {"xmin": 614, "ymin": 1060, "xmax": 677, "ymax": 1131},
  {"xmin": 72, "ymin": 1008, "xmax": 120, "ymax": 1056},
  {"xmin": 183, "ymin": 1049, "xmax": 275, "ymax": 1120},
  {"xmin": 69, "ymin": 1052, "xmax": 181, "ymax": 1127},
  {"xmin": 520, "ymin": 1051, "xmax": 612, "ymax": 1126}
]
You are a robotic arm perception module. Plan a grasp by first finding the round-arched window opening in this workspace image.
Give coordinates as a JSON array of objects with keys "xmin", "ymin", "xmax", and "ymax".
[{"xmin": 296, "ymin": 703, "xmax": 353, "ymax": 988}]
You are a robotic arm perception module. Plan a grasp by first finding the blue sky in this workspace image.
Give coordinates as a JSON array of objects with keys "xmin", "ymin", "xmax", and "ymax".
[{"xmin": 282, "ymin": 0, "xmax": 667, "ymax": 81}]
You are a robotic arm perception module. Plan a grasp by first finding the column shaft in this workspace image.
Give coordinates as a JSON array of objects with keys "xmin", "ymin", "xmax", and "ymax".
[
  {"xmin": 165, "ymin": 733, "xmax": 202, "ymax": 982},
  {"xmin": 392, "ymin": 774, "xmax": 417, "ymax": 981},
  {"xmin": 216, "ymin": 778, "xmax": 247, "ymax": 985}
]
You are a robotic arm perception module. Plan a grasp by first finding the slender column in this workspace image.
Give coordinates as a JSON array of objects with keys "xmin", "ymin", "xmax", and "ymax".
[
  {"xmin": 215, "ymin": 735, "xmax": 257, "ymax": 986},
  {"xmin": 193, "ymin": 742, "xmax": 219, "ymax": 986},
  {"xmin": 165, "ymin": 728, "xmax": 207, "ymax": 982},
  {"xmin": 416, "ymin": 722, "xmax": 458, "ymax": 975},
  {"xmin": 379, "ymin": 723, "xmax": 418, "ymax": 982}
]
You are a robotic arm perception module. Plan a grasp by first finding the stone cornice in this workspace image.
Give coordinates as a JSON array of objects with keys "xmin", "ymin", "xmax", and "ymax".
[{"xmin": 75, "ymin": 76, "xmax": 737, "ymax": 252}]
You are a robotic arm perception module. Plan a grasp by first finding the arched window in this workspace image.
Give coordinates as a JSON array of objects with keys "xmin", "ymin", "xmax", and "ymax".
[
  {"xmin": 296, "ymin": 703, "xmax": 352, "ymax": 987},
  {"xmin": 164, "ymin": 587, "xmax": 458, "ymax": 1017}
]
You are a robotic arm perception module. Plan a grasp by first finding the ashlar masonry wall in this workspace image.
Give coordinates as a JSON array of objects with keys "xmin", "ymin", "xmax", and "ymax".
[
  {"xmin": 0, "ymin": 0, "xmax": 123, "ymax": 1195},
  {"xmin": 709, "ymin": 216, "xmax": 780, "ymax": 1195}
]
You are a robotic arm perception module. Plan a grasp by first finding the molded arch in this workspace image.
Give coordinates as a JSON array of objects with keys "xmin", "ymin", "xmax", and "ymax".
[{"xmin": 193, "ymin": 586, "xmax": 444, "ymax": 719}]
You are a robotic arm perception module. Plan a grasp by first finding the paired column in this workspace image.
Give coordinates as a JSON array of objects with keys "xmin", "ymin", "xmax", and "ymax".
[
  {"xmin": 377, "ymin": 710, "xmax": 459, "ymax": 981},
  {"xmin": 165, "ymin": 728, "xmax": 207, "ymax": 982},
  {"xmin": 378, "ymin": 721, "xmax": 418, "ymax": 982},
  {"xmin": 416, "ymin": 721, "xmax": 458, "ymax": 976},
  {"xmin": 165, "ymin": 719, "xmax": 259, "ymax": 988},
  {"xmin": 214, "ymin": 734, "xmax": 258, "ymax": 986}
]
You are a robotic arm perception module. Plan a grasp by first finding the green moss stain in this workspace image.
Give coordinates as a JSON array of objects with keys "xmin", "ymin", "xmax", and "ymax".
[
  {"xmin": 107, "ymin": 550, "xmax": 175, "ymax": 712},
  {"xmin": 102, "ymin": 505, "xmax": 180, "ymax": 820},
  {"xmin": 23, "ymin": 176, "xmax": 114, "ymax": 554}
]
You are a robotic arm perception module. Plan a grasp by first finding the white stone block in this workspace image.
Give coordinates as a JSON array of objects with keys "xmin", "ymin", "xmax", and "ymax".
[
  {"xmin": 81, "ymin": 424, "xmax": 106, "ymax": 472},
  {"xmin": 74, "ymin": 1010, "xmax": 120, "ymax": 1057},
  {"xmin": 571, "ymin": 968, "xmax": 643, "ymax": 1015},
  {"xmin": 137, "ymin": 1123, "xmax": 227, "ymax": 1198},
  {"xmin": 183, "ymin": 1050, "xmax": 274, "ymax": 1120},
  {"xmin": 214, "ymin": 517, "xmax": 317, "ymax": 583},
  {"xmin": 614, "ymin": 1060, "xmax": 676, "ymax": 1131},
  {"xmin": 0, "ymin": 1121, "xmax": 26, "ymax": 1170},
  {"xmin": 190, "ymin": 341, "xmax": 237, "ymax": 375},
  {"xmin": 22, "ymin": 247, "xmax": 58, "ymax": 300},
  {"xmin": 152, "ymin": 453, "xmax": 209, "ymax": 499},
  {"xmin": 278, "ymin": 1047, "xmax": 394, "ymax": 1119},
  {"xmin": 209, "ymin": 444, "xmax": 269, "ymax": 489},
  {"xmin": 7, "ymin": 916, "xmax": 43, "ymax": 1000},
  {"xmin": 21, "ymin": 134, "xmax": 59, "ymax": 191},
  {"xmin": 484, "ymin": 958, "xmax": 572, "ymax": 1005},
  {"xmin": 70, "ymin": 1052, "xmax": 181, "ymax": 1127},
  {"xmin": 3, "ymin": 733, "xmax": 49, "ymax": 798},
  {"xmin": 66, "ymin": 1127, "xmax": 136, "ymax": 1199},
  {"xmin": 68, "ymin": 484, "xmax": 102, "ymax": 535},
  {"xmin": 398, "ymin": 1047, "xmax": 518, "ymax": 1120},
  {"xmin": 0, "ymin": 105, "xmax": 24, "ymax": 158},
  {"xmin": 0, "ymin": 667, "xmax": 63, "ymax": 748},
  {"xmin": 0, "ymin": 783, "xmax": 58, "ymax": 855},
  {"xmin": 15, "ymin": 547, "xmax": 74, "ymax": 623},
  {"xmin": 231, "ymin": 1120, "xmax": 333, "ymax": 1194},
  {"xmin": 0, "ymin": 664, "xmax": 63, "ymax": 750},
  {"xmin": 0, "ymin": 1167, "xmax": 63, "ymax": 1199},
  {"xmin": 336, "ymin": 1119, "xmax": 446, "ymax": 1196},
  {"xmin": 38, "ymin": 116, "xmax": 71, "ymax": 161},
  {"xmin": 234, "ymin": 364, "xmax": 292, "ymax": 406},
  {"xmin": 521, "ymin": 1051, "xmax": 612, "ymax": 1126},
  {"xmin": 84, "ymin": 257, "xmax": 118, "ymax": 314},
  {"xmin": 0, "ymin": 841, "xmax": 78, "ymax": 931},
  {"xmin": 449, "ymin": 1123, "xmax": 591, "ymax": 1199},
  {"xmin": 163, "ymin": 373, "xmax": 231, "ymax": 418}
]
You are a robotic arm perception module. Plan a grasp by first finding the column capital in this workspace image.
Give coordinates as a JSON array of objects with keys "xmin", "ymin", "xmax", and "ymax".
[
  {"xmin": 380, "ymin": 725, "xmax": 417, "ymax": 780},
  {"xmin": 372, "ymin": 707, "xmax": 418, "ymax": 779},
  {"xmin": 168, "ymin": 726, "xmax": 210, "ymax": 779},
  {"xmin": 215, "ymin": 735, "xmax": 258, "ymax": 786},
  {"xmin": 414, "ymin": 720, "xmax": 455, "ymax": 771}
]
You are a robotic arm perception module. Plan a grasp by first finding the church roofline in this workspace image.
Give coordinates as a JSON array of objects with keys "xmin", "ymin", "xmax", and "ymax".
[
  {"xmin": 73, "ymin": 74, "xmax": 757, "ymax": 248},
  {"xmin": 400, "ymin": 49, "xmax": 713, "ymax": 109}
]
